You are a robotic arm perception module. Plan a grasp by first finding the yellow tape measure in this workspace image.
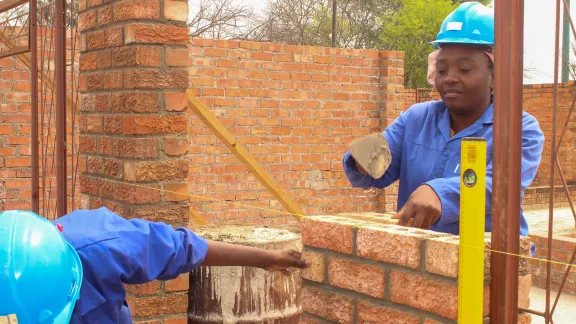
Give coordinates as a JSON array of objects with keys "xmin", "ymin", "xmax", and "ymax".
[{"xmin": 458, "ymin": 137, "xmax": 487, "ymax": 323}]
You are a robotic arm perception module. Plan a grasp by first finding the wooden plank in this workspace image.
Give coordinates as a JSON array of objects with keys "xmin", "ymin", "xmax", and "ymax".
[
  {"xmin": 189, "ymin": 208, "xmax": 208, "ymax": 226},
  {"xmin": 186, "ymin": 89, "xmax": 306, "ymax": 222},
  {"xmin": 0, "ymin": 45, "xmax": 28, "ymax": 59},
  {"xmin": 0, "ymin": 0, "xmax": 28, "ymax": 13}
]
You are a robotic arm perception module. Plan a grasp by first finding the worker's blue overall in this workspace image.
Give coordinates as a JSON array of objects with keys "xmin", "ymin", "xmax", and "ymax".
[
  {"xmin": 343, "ymin": 100, "xmax": 545, "ymax": 254},
  {"xmin": 52, "ymin": 207, "xmax": 208, "ymax": 323}
]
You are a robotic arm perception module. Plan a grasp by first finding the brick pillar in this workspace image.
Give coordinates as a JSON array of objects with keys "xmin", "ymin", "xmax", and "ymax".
[{"xmin": 78, "ymin": 0, "xmax": 191, "ymax": 227}]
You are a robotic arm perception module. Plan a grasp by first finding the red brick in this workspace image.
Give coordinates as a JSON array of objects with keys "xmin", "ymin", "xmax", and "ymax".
[
  {"xmin": 124, "ymin": 159, "xmax": 188, "ymax": 182},
  {"xmin": 86, "ymin": 30, "xmax": 106, "ymax": 50},
  {"xmin": 97, "ymin": 5, "xmax": 113, "ymax": 26},
  {"xmin": 166, "ymin": 47, "xmax": 189, "ymax": 67},
  {"xmin": 112, "ymin": 47, "xmax": 161, "ymax": 67},
  {"xmin": 110, "ymin": 182, "xmax": 161, "ymax": 204},
  {"xmin": 390, "ymin": 271, "xmax": 459, "ymax": 320},
  {"xmin": 425, "ymin": 235, "xmax": 460, "ymax": 278},
  {"xmin": 128, "ymin": 295, "xmax": 187, "ymax": 318},
  {"xmin": 328, "ymin": 257, "xmax": 385, "ymax": 298},
  {"xmin": 87, "ymin": 157, "xmax": 122, "ymax": 178},
  {"xmin": 128, "ymin": 204, "xmax": 189, "ymax": 224},
  {"xmin": 301, "ymin": 216, "xmax": 365, "ymax": 254},
  {"xmin": 165, "ymin": 92, "xmax": 187, "ymax": 112},
  {"xmin": 106, "ymin": 26, "xmax": 123, "ymax": 47},
  {"xmin": 165, "ymin": 273, "xmax": 189, "ymax": 291},
  {"xmin": 111, "ymin": 92, "xmax": 159, "ymax": 113},
  {"xmin": 98, "ymin": 137, "xmax": 159, "ymax": 159},
  {"xmin": 87, "ymin": 0, "xmax": 102, "ymax": 8},
  {"xmin": 164, "ymin": 137, "xmax": 188, "ymax": 156},
  {"xmin": 80, "ymin": 95, "xmax": 96, "ymax": 111},
  {"xmin": 164, "ymin": 183, "xmax": 189, "ymax": 202},
  {"xmin": 97, "ymin": 50, "xmax": 112, "ymax": 69},
  {"xmin": 104, "ymin": 71, "xmax": 123, "ymax": 89},
  {"xmin": 124, "ymin": 115, "xmax": 187, "ymax": 135},
  {"xmin": 113, "ymin": 0, "xmax": 160, "ymax": 21},
  {"xmin": 124, "ymin": 69, "xmax": 188, "ymax": 89},
  {"xmin": 85, "ymin": 72, "xmax": 105, "ymax": 90},
  {"xmin": 103, "ymin": 115, "xmax": 123, "ymax": 133},
  {"xmin": 302, "ymin": 249, "xmax": 325, "ymax": 283},
  {"xmin": 78, "ymin": 10, "xmax": 97, "ymax": 31},
  {"xmin": 357, "ymin": 225, "xmax": 441, "ymax": 269},
  {"xmin": 164, "ymin": 0, "xmax": 188, "ymax": 22},
  {"xmin": 164, "ymin": 318, "xmax": 187, "ymax": 324},
  {"xmin": 302, "ymin": 286, "xmax": 354, "ymax": 324},
  {"xmin": 358, "ymin": 302, "xmax": 420, "ymax": 324},
  {"xmin": 125, "ymin": 23, "xmax": 188, "ymax": 45}
]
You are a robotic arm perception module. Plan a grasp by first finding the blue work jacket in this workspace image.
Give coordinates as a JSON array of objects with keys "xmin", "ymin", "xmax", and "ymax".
[
  {"xmin": 52, "ymin": 207, "xmax": 208, "ymax": 323},
  {"xmin": 343, "ymin": 100, "xmax": 545, "ymax": 237}
]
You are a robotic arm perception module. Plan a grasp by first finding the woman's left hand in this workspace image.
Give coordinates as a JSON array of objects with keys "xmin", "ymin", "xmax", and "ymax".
[{"xmin": 393, "ymin": 185, "xmax": 442, "ymax": 229}]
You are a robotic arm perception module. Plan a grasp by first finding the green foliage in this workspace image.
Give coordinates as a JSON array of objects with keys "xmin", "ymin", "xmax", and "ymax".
[
  {"xmin": 380, "ymin": 0, "xmax": 457, "ymax": 88},
  {"xmin": 254, "ymin": 0, "xmax": 494, "ymax": 89}
]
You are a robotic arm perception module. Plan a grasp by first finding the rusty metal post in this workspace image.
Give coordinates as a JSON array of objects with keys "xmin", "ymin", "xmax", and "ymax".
[
  {"xmin": 332, "ymin": 0, "xmax": 337, "ymax": 47},
  {"xmin": 30, "ymin": 0, "xmax": 38, "ymax": 214},
  {"xmin": 55, "ymin": 0, "xmax": 66, "ymax": 217},
  {"xmin": 490, "ymin": 0, "xmax": 524, "ymax": 322},
  {"xmin": 546, "ymin": 0, "xmax": 562, "ymax": 323}
]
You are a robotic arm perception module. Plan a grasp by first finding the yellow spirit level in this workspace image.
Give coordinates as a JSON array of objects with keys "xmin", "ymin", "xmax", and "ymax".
[{"xmin": 458, "ymin": 137, "xmax": 487, "ymax": 323}]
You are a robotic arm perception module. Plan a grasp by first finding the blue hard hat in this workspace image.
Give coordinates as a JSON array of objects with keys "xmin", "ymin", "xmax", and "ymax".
[
  {"xmin": 431, "ymin": 1, "xmax": 494, "ymax": 50},
  {"xmin": 0, "ymin": 210, "xmax": 83, "ymax": 324}
]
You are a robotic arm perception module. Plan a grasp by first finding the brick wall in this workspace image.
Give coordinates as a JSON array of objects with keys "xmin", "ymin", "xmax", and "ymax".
[
  {"xmin": 187, "ymin": 38, "xmax": 404, "ymax": 224},
  {"xmin": 0, "ymin": 29, "xmax": 80, "ymax": 220},
  {"xmin": 299, "ymin": 212, "xmax": 533, "ymax": 323},
  {"xmin": 2, "ymin": 34, "xmax": 576, "ymax": 220},
  {"xmin": 530, "ymin": 232, "xmax": 576, "ymax": 295}
]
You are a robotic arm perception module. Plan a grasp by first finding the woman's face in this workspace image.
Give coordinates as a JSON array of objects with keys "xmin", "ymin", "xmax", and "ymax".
[{"xmin": 434, "ymin": 45, "xmax": 493, "ymax": 115}]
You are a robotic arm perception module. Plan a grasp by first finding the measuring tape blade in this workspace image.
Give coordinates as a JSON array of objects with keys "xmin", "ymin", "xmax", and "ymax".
[{"xmin": 458, "ymin": 137, "xmax": 487, "ymax": 323}]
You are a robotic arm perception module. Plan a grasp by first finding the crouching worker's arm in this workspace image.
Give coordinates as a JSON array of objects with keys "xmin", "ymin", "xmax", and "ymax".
[
  {"xmin": 109, "ymin": 211, "xmax": 308, "ymax": 285},
  {"xmin": 203, "ymin": 241, "xmax": 308, "ymax": 275}
]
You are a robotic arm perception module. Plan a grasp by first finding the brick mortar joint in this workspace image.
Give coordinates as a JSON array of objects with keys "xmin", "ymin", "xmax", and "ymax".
[
  {"xmin": 304, "ymin": 245, "xmax": 458, "ymax": 285},
  {"xmin": 303, "ymin": 280, "xmax": 455, "ymax": 323}
]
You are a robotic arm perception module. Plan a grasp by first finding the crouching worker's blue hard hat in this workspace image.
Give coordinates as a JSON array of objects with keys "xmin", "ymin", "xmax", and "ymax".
[
  {"xmin": 0, "ymin": 210, "xmax": 83, "ymax": 324},
  {"xmin": 431, "ymin": 1, "xmax": 494, "ymax": 49}
]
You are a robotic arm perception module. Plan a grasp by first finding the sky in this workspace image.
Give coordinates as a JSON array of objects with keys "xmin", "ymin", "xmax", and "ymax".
[{"xmin": 191, "ymin": 0, "xmax": 574, "ymax": 85}]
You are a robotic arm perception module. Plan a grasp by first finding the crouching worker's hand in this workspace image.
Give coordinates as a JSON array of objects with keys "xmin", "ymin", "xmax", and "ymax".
[
  {"xmin": 262, "ymin": 249, "xmax": 308, "ymax": 275},
  {"xmin": 202, "ymin": 241, "xmax": 309, "ymax": 275}
]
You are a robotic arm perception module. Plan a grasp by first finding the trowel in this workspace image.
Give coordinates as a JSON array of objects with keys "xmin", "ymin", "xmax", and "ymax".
[{"xmin": 348, "ymin": 133, "xmax": 392, "ymax": 179}]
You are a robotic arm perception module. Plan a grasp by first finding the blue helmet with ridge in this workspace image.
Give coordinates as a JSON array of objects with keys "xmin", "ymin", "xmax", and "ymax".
[
  {"xmin": 431, "ymin": 1, "xmax": 494, "ymax": 50},
  {"xmin": 0, "ymin": 210, "xmax": 83, "ymax": 324}
]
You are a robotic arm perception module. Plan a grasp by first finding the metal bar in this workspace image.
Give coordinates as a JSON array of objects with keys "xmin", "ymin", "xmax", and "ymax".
[
  {"xmin": 0, "ymin": 0, "xmax": 28, "ymax": 13},
  {"xmin": 546, "ymin": 1, "xmax": 562, "ymax": 323},
  {"xmin": 30, "ymin": 0, "xmax": 38, "ymax": 214},
  {"xmin": 491, "ymin": 0, "xmax": 524, "ymax": 322},
  {"xmin": 562, "ymin": 0, "xmax": 570, "ymax": 82},
  {"xmin": 331, "ymin": 0, "xmax": 336, "ymax": 47},
  {"xmin": 551, "ymin": 247, "xmax": 576, "ymax": 315},
  {"xmin": 555, "ymin": 158, "xmax": 576, "ymax": 222},
  {"xmin": 55, "ymin": 0, "xmax": 66, "ymax": 218},
  {"xmin": 0, "ymin": 45, "xmax": 29, "ymax": 59},
  {"xmin": 554, "ymin": 93, "xmax": 576, "ymax": 152},
  {"xmin": 518, "ymin": 308, "xmax": 546, "ymax": 318}
]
